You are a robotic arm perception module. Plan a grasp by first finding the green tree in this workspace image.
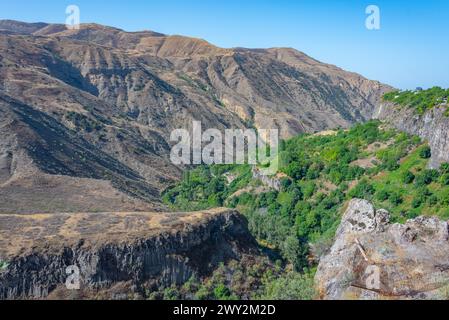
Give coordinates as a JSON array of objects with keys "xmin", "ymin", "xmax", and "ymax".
[
  {"xmin": 389, "ymin": 192, "xmax": 403, "ymax": 205},
  {"xmin": 282, "ymin": 235, "xmax": 306, "ymax": 272},
  {"xmin": 348, "ymin": 179, "xmax": 375, "ymax": 200},
  {"xmin": 375, "ymin": 189, "xmax": 390, "ymax": 201},
  {"xmin": 402, "ymin": 171, "xmax": 416, "ymax": 184},
  {"xmin": 213, "ymin": 284, "xmax": 237, "ymax": 300},
  {"xmin": 420, "ymin": 146, "xmax": 432, "ymax": 159},
  {"xmin": 262, "ymin": 271, "xmax": 316, "ymax": 300}
]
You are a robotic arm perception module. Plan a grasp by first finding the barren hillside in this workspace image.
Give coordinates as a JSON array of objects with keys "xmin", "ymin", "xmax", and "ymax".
[{"xmin": 0, "ymin": 20, "xmax": 392, "ymax": 213}]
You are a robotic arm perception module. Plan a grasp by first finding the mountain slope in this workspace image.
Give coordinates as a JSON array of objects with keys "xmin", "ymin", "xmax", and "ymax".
[
  {"xmin": 0, "ymin": 20, "xmax": 393, "ymax": 137},
  {"xmin": 0, "ymin": 20, "xmax": 392, "ymax": 212},
  {"xmin": 375, "ymin": 88, "xmax": 449, "ymax": 169}
]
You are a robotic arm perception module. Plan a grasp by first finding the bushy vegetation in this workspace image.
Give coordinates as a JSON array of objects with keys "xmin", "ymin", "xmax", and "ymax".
[
  {"xmin": 65, "ymin": 111, "xmax": 105, "ymax": 132},
  {"xmin": 147, "ymin": 259, "xmax": 316, "ymax": 301},
  {"xmin": 163, "ymin": 164, "xmax": 254, "ymax": 211},
  {"xmin": 383, "ymin": 87, "xmax": 449, "ymax": 115},
  {"xmin": 164, "ymin": 121, "xmax": 449, "ymax": 298},
  {"xmin": 260, "ymin": 270, "xmax": 316, "ymax": 300},
  {"xmin": 370, "ymin": 146, "xmax": 449, "ymax": 221},
  {"xmin": 0, "ymin": 260, "xmax": 9, "ymax": 270}
]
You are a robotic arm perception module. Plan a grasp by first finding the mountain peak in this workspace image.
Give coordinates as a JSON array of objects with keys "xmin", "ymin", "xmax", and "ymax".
[{"xmin": 0, "ymin": 19, "xmax": 49, "ymax": 34}]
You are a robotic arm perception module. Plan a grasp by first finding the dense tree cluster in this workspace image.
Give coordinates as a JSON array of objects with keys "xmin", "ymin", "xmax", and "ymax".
[
  {"xmin": 383, "ymin": 87, "xmax": 449, "ymax": 115},
  {"xmin": 163, "ymin": 121, "xmax": 449, "ymax": 299}
]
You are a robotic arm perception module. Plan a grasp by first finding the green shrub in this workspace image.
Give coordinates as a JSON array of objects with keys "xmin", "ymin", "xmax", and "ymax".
[
  {"xmin": 419, "ymin": 146, "xmax": 432, "ymax": 159},
  {"xmin": 428, "ymin": 195, "xmax": 439, "ymax": 206},
  {"xmin": 440, "ymin": 163, "xmax": 449, "ymax": 174},
  {"xmin": 163, "ymin": 286, "xmax": 180, "ymax": 300},
  {"xmin": 402, "ymin": 171, "xmax": 416, "ymax": 184},
  {"xmin": 385, "ymin": 159, "xmax": 400, "ymax": 171},
  {"xmin": 0, "ymin": 260, "xmax": 8, "ymax": 270},
  {"xmin": 261, "ymin": 271, "xmax": 316, "ymax": 300},
  {"xmin": 415, "ymin": 170, "xmax": 437, "ymax": 186},
  {"xmin": 417, "ymin": 186, "xmax": 432, "ymax": 197},
  {"xmin": 213, "ymin": 284, "xmax": 237, "ymax": 300},
  {"xmin": 440, "ymin": 174, "xmax": 449, "ymax": 186},
  {"xmin": 375, "ymin": 189, "xmax": 390, "ymax": 201},
  {"xmin": 348, "ymin": 179, "xmax": 375, "ymax": 200},
  {"xmin": 411, "ymin": 196, "xmax": 424, "ymax": 208},
  {"xmin": 389, "ymin": 192, "xmax": 403, "ymax": 205}
]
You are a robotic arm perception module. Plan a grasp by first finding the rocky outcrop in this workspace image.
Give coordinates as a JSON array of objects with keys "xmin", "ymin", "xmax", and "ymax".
[
  {"xmin": 251, "ymin": 167, "xmax": 282, "ymax": 191},
  {"xmin": 375, "ymin": 103, "xmax": 449, "ymax": 168},
  {"xmin": 316, "ymin": 199, "xmax": 449, "ymax": 300},
  {"xmin": 0, "ymin": 209, "xmax": 258, "ymax": 300}
]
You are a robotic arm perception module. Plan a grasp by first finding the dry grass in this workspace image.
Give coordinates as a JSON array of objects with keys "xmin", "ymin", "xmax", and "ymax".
[{"xmin": 0, "ymin": 208, "xmax": 234, "ymax": 259}]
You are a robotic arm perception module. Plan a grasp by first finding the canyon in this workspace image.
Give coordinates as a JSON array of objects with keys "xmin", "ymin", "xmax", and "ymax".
[
  {"xmin": 0, "ymin": 19, "xmax": 390, "ymax": 214},
  {"xmin": 2, "ymin": 20, "xmax": 449, "ymax": 301}
]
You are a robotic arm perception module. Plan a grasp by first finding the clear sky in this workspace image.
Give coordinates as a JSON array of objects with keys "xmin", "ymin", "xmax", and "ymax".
[{"xmin": 1, "ymin": 0, "xmax": 448, "ymax": 90}]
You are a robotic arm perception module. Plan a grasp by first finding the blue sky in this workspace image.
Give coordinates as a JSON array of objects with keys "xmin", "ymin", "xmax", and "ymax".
[{"xmin": 1, "ymin": 0, "xmax": 448, "ymax": 89}]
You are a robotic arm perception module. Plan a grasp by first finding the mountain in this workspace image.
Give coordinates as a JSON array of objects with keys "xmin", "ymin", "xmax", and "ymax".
[{"xmin": 0, "ymin": 20, "xmax": 392, "ymax": 213}]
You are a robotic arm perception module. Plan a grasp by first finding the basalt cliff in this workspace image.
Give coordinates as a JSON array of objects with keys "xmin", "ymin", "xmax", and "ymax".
[
  {"xmin": 0, "ymin": 208, "xmax": 259, "ymax": 300},
  {"xmin": 376, "ymin": 102, "xmax": 449, "ymax": 169}
]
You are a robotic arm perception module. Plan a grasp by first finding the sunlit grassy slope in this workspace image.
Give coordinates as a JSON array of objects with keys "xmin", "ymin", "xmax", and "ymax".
[{"xmin": 383, "ymin": 86, "xmax": 449, "ymax": 115}]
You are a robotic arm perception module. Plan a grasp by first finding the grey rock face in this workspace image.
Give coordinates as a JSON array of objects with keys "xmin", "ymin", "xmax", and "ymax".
[
  {"xmin": 376, "ymin": 103, "xmax": 449, "ymax": 168},
  {"xmin": 251, "ymin": 167, "xmax": 281, "ymax": 191},
  {"xmin": 0, "ymin": 209, "xmax": 258, "ymax": 300},
  {"xmin": 316, "ymin": 199, "xmax": 449, "ymax": 300}
]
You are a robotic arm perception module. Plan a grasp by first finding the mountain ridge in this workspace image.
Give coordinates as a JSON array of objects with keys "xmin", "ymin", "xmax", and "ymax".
[{"xmin": 0, "ymin": 20, "xmax": 393, "ymax": 213}]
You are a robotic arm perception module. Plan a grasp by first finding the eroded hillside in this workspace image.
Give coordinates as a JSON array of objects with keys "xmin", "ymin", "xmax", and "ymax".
[{"xmin": 0, "ymin": 20, "xmax": 391, "ymax": 213}]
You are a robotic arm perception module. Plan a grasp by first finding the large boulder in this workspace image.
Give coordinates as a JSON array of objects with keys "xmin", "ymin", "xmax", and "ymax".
[{"xmin": 316, "ymin": 199, "xmax": 449, "ymax": 300}]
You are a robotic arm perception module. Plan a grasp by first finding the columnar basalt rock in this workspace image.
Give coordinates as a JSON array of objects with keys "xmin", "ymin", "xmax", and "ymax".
[{"xmin": 0, "ymin": 209, "xmax": 259, "ymax": 300}]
